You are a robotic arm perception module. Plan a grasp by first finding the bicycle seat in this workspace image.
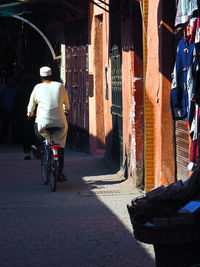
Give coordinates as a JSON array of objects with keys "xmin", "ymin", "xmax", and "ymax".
[{"xmin": 45, "ymin": 127, "xmax": 60, "ymax": 134}]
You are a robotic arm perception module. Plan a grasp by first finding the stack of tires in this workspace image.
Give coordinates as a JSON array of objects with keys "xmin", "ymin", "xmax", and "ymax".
[{"xmin": 127, "ymin": 169, "xmax": 200, "ymax": 267}]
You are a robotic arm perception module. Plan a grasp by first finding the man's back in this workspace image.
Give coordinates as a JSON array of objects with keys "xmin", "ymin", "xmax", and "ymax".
[{"xmin": 28, "ymin": 81, "xmax": 69, "ymax": 128}]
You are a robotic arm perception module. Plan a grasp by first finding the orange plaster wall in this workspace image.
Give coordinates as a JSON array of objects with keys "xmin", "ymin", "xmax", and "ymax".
[
  {"xmin": 121, "ymin": 40, "xmax": 144, "ymax": 185},
  {"xmin": 102, "ymin": 11, "xmax": 113, "ymax": 153},
  {"xmin": 94, "ymin": 14, "xmax": 105, "ymax": 149},
  {"xmin": 122, "ymin": 50, "xmax": 131, "ymax": 164},
  {"xmin": 88, "ymin": 4, "xmax": 97, "ymax": 154},
  {"xmin": 88, "ymin": 2, "xmax": 112, "ymax": 155},
  {"xmin": 145, "ymin": 0, "xmax": 160, "ymax": 189},
  {"xmin": 121, "ymin": 3, "xmax": 144, "ymax": 184},
  {"xmin": 146, "ymin": 0, "xmax": 175, "ymax": 188},
  {"xmin": 160, "ymin": 75, "xmax": 175, "ymax": 186}
]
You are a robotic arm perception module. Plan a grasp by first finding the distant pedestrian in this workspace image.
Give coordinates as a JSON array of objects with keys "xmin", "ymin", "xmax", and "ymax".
[
  {"xmin": 14, "ymin": 74, "xmax": 36, "ymax": 159},
  {"xmin": 0, "ymin": 77, "xmax": 18, "ymax": 143}
]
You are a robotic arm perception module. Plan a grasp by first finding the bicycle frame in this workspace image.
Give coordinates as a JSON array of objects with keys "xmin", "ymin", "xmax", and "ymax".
[
  {"xmin": 44, "ymin": 136, "xmax": 60, "ymax": 160},
  {"xmin": 41, "ymin": 132, "xmax": 61, "ymax": 192}
]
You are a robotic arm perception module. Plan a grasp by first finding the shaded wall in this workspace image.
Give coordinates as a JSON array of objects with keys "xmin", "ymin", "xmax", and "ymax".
[
  {"xmin": 88, "ymin": 1, "xmax": 112, "ymax": 157},
  {"xmin": 121, "ymin": 1, "xmax": 144, "ymax": 185}
]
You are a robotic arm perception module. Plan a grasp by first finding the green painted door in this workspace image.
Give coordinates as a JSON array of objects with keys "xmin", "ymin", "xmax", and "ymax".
[{"xmin": 111, "ymin": 44, "xmax": 123, "ymax": 167}]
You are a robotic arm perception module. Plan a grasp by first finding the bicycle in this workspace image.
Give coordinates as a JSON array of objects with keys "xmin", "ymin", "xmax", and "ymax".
[{"xmin": 41, "ymin": 127, "xmax": 60, "ymax": 192}]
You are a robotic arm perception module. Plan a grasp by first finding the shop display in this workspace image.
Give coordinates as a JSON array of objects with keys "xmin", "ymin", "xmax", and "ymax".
[{"xmin": 171, "ymin": 0, "xmax": 200, "ymax": 171}]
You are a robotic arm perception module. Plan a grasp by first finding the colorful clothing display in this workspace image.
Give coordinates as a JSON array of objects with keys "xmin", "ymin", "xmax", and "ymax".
[
  {"xmin": 175, "ymin": 0, "xmax": 198, "ymax": 26},
  {"xmin": 170, "ymin": 36, "xmax": 198, "ymax": 122},
  {"xmin": 172, "ymin": 1, "xmax": 200, "ymax": 172}
]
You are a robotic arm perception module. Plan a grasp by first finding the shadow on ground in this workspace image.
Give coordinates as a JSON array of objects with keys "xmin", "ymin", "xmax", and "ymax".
[{"xmin": 0, "ymin": 144, "xmax": 155, "ymax": 267}]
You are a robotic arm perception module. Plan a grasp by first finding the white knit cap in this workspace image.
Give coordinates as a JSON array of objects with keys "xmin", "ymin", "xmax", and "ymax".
[{"xmin": 40, "ymin": 66, "xmax": 52, "ymax": 77}]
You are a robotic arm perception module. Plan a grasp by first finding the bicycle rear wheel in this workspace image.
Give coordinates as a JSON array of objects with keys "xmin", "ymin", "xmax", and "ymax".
[
  {"xmin": 50, "ymin": 154, "xmax": 58, "ymax": 192},
  {"xmin": 41, "ymin": 149, "xmax": 49, "ymax": 185}
]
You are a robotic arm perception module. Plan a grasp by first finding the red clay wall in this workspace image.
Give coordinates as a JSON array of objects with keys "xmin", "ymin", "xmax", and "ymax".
[{"xmin": 132, "ymin": 54, "xmax": 144, "ymax": 186}]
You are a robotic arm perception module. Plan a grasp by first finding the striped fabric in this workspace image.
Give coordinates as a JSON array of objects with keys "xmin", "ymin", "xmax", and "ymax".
[{"xmin": 175, "ymin": 0, "xmax": 198, "ymax": 27}]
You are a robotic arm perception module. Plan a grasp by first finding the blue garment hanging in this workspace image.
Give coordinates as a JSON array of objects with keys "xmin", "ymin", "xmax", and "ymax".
[{"xmin": 170, "ymin": 36, "xmax": 198, "ymax": 121}]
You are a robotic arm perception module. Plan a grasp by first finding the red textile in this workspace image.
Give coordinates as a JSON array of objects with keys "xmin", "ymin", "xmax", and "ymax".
[{"xmin": 190, "ymin": 139, "xmax": 199, "ymax": 163}]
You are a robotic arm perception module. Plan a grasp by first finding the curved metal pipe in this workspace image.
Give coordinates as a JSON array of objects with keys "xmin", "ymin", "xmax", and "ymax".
[{"xmin": 11, "ymin": 14, "xmax": 61, "ymax": 60}]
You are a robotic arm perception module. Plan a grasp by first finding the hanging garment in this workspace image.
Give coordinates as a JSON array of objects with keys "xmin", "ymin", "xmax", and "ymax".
[
  {"xmin": 187, "ymin": 140, "xmax": 198, "ymax": 170},
  {"xmin": 194, "ymin": 17, "xmax": 200, "ymax": 43},
  {"xmin": 175, "ymin": 0, "xmax": 198, "ymax": 27},
  {"xmin": 187, "ymin": 104, "xmax": 199, "ymax": 170},
  {"xmin": 170, "ymin": 36, "xmax": 198, "ymax": 122},
  {"xmin": 189, "ymin": 18, "xmax": 197, "ymax": 43},
  {"xmin": 187, "ymin": 43, "xmax": 200, "ymax": 170}
]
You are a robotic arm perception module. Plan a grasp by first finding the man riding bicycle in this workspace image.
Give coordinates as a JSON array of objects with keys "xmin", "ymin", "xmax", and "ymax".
[{"xmin": 27, "ymin": 66, "xmax": 70, "ymax": 182}]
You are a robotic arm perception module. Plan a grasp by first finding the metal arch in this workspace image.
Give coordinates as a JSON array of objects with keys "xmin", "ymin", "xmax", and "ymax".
[{"xmin": 11, "ymin": 15, "xmax": 61, "ymax": 60}]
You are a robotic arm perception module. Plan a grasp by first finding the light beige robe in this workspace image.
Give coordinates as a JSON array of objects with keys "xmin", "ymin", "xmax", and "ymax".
[{"xmin": 27, "ymin": 81, "xmax": 70, "ymax": 148}]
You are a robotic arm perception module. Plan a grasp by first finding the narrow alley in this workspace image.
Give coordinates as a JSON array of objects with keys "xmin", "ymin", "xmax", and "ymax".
[{"xmin": 0, "ymin": 144, "xmax": 155, "ymax": 267}]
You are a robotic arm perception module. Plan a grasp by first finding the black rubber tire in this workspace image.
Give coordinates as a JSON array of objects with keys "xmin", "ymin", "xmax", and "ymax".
[
  {"xmin": 50, "ymin": 157, "xmax": 58, "ymax": 192},
  {"xmin": 41, "ymin": 153, "xmax": 49, "ymax": 185}
]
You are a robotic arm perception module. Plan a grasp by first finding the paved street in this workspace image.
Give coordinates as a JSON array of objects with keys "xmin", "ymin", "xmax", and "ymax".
[{"xmin": 0, "ymin": 144, "xmax": 155, "ymax": 267}]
